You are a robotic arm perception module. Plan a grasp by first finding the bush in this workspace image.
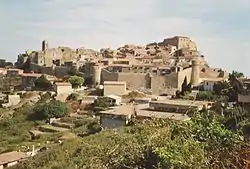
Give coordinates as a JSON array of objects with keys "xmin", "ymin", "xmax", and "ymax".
[
  {"xmin": 34, "ymin": 75, "xmax": 52, "ymax": 90},
  {"xmin": 0, "ymin": 105, "xmax": 37, "ymax": 151},
  {"xmin": 154, "ymin": 139, "xmax": 205, "ymax": 168},
  {"xmin": 33, "ymin": 100, "xmax": 70, "ymax": 120},
  {"xmin": 93, "ymin": 97, "xmax": 113, "ymax": 108},
  {"xmin": 86, "ymin": 121, "xmax": 102, "ymax": 134},
  {"xmin": 67, "ymin": 93, "xmax": 79, "ymax": 101},
  {"xmin": 196, "ymin": 91, "xmax": 215, "ymax": 101},
  {"xmin": 68, "ymin": 76, "xmax": 84, "ymax": 89},
  {"xmin": 39, "ymin": 92, "xmax": 51, "ymax": 103},
  {"xmin": 13, "ymin": 116, "xmax": 248, "ymax": 169}
]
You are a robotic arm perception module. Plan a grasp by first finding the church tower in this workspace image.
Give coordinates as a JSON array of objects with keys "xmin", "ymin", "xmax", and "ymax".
[
  {"xmin": 191, "ymin": 59, "xmax": 200, "ymax": 86},
  {"xmin": 92, "ymin": 64, "xmax": 102, "ymax": 87},
  {"xmin": 42, "ymin": 40, "xmax": 48, "ymax": 51}
]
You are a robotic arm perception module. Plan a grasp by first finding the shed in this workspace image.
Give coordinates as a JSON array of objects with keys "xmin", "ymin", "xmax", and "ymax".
[{"xmin": 106, "ymin": 95, "xmax": 122, "ymax": 105}]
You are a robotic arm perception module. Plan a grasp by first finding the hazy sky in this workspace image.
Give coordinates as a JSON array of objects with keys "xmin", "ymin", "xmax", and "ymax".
[{"xmin": 0, "ymin": 0, "xmax": 249, "ymax": 75}]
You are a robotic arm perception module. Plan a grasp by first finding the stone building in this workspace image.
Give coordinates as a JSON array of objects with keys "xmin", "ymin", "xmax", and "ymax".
[
  {"xmin": 42, "ymin": 40, "xmax": 48, "ymax": 51},
  {"xmin": 162, "ymin": 36, "xmax": 197, "ymax": 51},
  {"xmin": 101, "ymin": 68, "xmax": 152, "ymax": 90},
  {"xmin": 149, "ymin": 99, "xmax": 213, "ymax": 113},
  {"xmin": 92, "ymin": 64, "xmax": 103, "ymax": 86},
  {"xmin": 6, "ymin": 69, "xmax": 23, "ymax": 77},
  {"xmin": 103, "ymin": 81, "xmax": 127, "ymax": 96},
  {"xmin": 53, "ymin": 82, "xmax": 73, "ymax": 95},
  {"xmin": 151, "ymin": 66, "xmax": 193, "ymax": 95},
  {"xmin": 202, "ymin": 78, "xmax": 226, "ymax": 91},
  {"xmin": 21, "ymin": 73, "xmax": 43, "ymax": 89},
  {"xmin": 99, "ymin": 102, "xmax": 192, "ymax": 129},
  {"xmin": 100, "ymin": 58, "xmax": 200, "ymax": 94},
  {"xmin": 191, "ymin": 59, "xmax": 200, "ymax": 86},
  {"xmin": 21, "ymin": 73, "xmax": 57, "ymax": 89},
  {"xmin": 1, "ymin": 94, "xmax": 21, "ymax": 108}
]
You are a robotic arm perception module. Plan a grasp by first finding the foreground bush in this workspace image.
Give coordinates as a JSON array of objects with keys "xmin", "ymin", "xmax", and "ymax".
[{"xmin": 13, "ymin": 114, "xmax": 250, "ymax": 169}]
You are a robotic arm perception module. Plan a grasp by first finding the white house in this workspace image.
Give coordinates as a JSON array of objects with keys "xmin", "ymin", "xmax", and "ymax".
[
  {"xmin": 1, "ymin": 95, "xmax": 21, "ymax": 108},
  {"xmin": 99, "ymin": 105, "xmax": 133, "ymax": 129},
  {"xmin": 53, "ymin": 82, "xmax": 73, "ymax": 95},
  {"xmin": 202, "ymin": 78, "xmax": 226, "ymax": 91}
]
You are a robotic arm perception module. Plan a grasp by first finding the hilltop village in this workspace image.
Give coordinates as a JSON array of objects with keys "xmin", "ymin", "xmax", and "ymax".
[
  {"xmin": 1, "ymin": 36, "xmax": 250, "ymax": 168},
  {"xmin": 14, "ymin": 36, "xmax": 226, "ymax": 92}
]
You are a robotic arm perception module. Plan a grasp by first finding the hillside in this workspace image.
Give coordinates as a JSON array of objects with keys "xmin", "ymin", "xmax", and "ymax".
[{"xmin": 11, "ymin": 114, "xmax": 250, "ymax": 169}]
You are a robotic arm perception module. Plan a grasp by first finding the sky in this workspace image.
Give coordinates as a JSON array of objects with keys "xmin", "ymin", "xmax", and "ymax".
[{"xmin": 0, "ymin": 0, "xmax": 249, "ymax": 75}]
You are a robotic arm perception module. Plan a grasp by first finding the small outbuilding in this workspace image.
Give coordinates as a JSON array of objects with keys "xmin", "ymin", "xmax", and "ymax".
[
  {"xmin": 53, "ymin": 82, "xmax": 73, "ymax": 95},
  {"xmin": 103, "ymin": 81, "xmax": 126, "ymax": 96},
  {"xmin": 106, "ymin": 95, "xmax": 122, "ymax": 105}
]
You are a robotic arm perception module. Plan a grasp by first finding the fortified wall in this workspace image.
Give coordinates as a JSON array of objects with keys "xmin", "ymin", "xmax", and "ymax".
[
  {"xmin": 30, "ymin": 63, "xmax": 69, "ymax": 78},
  {"xmin": 101, "ymin": 69, "xmax": 150, "ymax": 90},
  {"xmin": 151, "ymin": 67, "xmax": 192, "ymax": 95}
]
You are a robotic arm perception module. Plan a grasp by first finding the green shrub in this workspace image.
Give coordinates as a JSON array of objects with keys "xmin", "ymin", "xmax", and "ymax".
[
  {"xmin": 34, "ymin": 75, "xmax": 52, "ymax": 90},
  {"xmin": 68, "ymin": 76, "xmax": 84, "ymax": 89},
  {"xmin": 67, "ymin": 93, "xmax": 79, "ymax": 101},
  {"xmin": 196, "ymin": 91, "xmax": 214, "ymax": 101},
  {"xmin": 33, "ymin": 100, "xmax": 70, "ymax": 120}
]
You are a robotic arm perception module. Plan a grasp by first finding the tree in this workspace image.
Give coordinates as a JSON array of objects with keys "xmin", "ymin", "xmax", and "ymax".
[
  {"xmin": 230, "ymin": 71, "xmax": 244, "ymax": 79},
  {"xmin": 33, "ymin": 100, "xmax": 70, "ymax": 120},
  {"xmin": 175, "ymin": 90, "xmax": 182, "ymax": 99},
  {"xmin": 213, "ymin": 81, "xmax": 229, "ymax": 95},
  {"xmin": 186, "ymin": 82, "xmax": 192, "ymax": 93},
  {"xmin": 181, "ymin": 76, "xmax": 188, "ymax": 94},
  {"xmin": 22, "ymin": 57, "xmax": 32, "ymax": 73},
  {"xmin": 39, "ymin": 92, "xmax": 51, "ymax": 103},
  {"xmin": 68, "ymin": 66, "xmax": 78, "ymax": 76},
  {"xmin": 34, "ymin": 75, "xmax": 52, "ymax": 90},
  {"xmin": 228, "ymin": 71, "xmax": 245, "ymax": 94},
  {"xmin": 86, "ymin": 121, "xmax": 102, "ymax": 134},
  {"xmin": 68, "ymin": 76, "xmax": 84, "ymax": 89}
]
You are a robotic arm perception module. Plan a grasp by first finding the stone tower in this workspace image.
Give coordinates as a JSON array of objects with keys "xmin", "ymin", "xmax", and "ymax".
[
  {"xmin": 92, "ymin": 64, "xmax": 102, "ymax": 87},
  {"xmin": 42, "ymin": 40, "xmax": 48, "ymax": 51},
  {"xmin": 191, "ymin": 59, "xmax": 200, "ymax": 86}
]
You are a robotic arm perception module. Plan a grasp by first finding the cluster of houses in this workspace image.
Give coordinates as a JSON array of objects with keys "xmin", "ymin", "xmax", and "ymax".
[{"xmin": 98, "ymin": 80, "xmax": 213, "ymax": 129}]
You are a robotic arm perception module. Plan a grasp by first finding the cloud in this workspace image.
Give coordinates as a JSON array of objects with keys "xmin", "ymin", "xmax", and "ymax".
[{"xmin": 0, "ymin": 0, "xmax": 250, "ymax": 75}]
